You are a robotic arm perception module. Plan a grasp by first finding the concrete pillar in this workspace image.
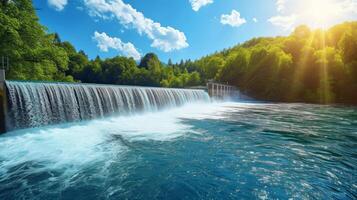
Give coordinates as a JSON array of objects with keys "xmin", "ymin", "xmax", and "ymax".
[
  {"xmin": 219, "ymin": 85, "xmax": 223, "ymax": 97},
  {"xmin": 211, "ymin": 84, "xmax": 214, "ymax": 97},
  {"xmin": 214, "ymin": 84, "xmax": 217, "ymax": 97},
  {"xmin": 207, "ymin": 83, "xmax": 211, "ymax": 97},
  {"xmin": 223, "ymin": 86, "xmax": 225, "ymax": 97},
  {"xmin": 223, "ymin": 85, "xmax": 227, "ymax": 97},
  {"xmin": 0, "ymin": 69, "xmax": 6, "ymax": 133},
  {"xmin": 215, "ymin": 84, "xmax": 217, "ymax": 97}
]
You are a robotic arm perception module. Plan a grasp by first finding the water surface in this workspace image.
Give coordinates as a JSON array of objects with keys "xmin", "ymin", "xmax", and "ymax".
[{"xmin": 0, "ymin": 102, "xmax": 356, "ymax": 199}]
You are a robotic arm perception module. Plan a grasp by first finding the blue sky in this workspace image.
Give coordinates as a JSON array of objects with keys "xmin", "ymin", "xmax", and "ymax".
[{"xmin": 34, "ymin": 0, "xmax": 357, "ymax": 63}]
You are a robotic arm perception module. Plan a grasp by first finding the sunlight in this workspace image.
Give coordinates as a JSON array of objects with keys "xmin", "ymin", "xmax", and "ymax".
[
  {"xmin": 319, "ymin": 31, "xmax": 333, "ymax": 103},
  {"xmin": 288, "ymin": 31, "xmax": 315, "ymax": 101},
  {"xmin": 297, "ymin": 0, "xmax": 342, "ymax": 28}
]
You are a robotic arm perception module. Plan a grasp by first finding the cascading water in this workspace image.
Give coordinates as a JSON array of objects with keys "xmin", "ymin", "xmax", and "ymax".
[{"xmin": 5, "ymin": 81, "xmax": 210, "ymax": 131}]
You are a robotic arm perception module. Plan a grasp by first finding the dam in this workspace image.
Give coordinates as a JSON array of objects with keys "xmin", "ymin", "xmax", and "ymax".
[
  {"xmin": 0, "ymin": 69, "xmax": 243, "ymax": 133},
  {"xmin": 1, "ymin": 81, "xmax": 210, "ymax": 132},
  {"xmin": 0, "ymin": 71, "xmax": 356, "ymax": 199}
]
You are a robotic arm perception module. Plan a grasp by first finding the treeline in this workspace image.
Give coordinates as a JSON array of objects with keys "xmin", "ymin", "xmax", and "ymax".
[
  {"xmin": 0, "ymin": 0, "xmax": 202, "ymax": 88},
  {"xmin": 1, "ymin": 0, "xmax": 72, "ymax": 82},
  {"xmin": 176, "ymin": 23, "xmax": 357, "ymax": 104},
  {"xmin": 1, "ymin": 1, "xmax": 357, "ymax": 104},
  {"xmin": 56, "ymin": 46, "xmax": 202, "ymax": 88}
]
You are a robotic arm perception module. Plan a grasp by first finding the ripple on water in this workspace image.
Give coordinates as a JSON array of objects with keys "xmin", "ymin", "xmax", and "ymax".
[{"xmin": 0, "ymin": 102, "xmax": 356, "ymax": 199}]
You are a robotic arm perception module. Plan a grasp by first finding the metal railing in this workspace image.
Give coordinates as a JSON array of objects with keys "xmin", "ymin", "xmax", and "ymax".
[
  {"xmin": 0, "ymin": 56, "xmax": 8, "ymax": 133},
  {"xmin": 0, "ymin": 56, "xmax": 10, "ymax": 70},
  {"xmin": 206, "ymin": 80, "xmax": 237, "ymax": 98}
]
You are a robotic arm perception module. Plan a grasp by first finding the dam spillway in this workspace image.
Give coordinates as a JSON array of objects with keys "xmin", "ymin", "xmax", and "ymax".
[{"xmin": 4, "ymin": 81, "xmax": 210, "ymax": 131}]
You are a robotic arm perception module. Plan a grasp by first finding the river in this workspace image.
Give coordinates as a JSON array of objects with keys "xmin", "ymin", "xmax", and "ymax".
[{"xmin": 0, "ymin": 102, "xmax": 356, "ymax": 199}]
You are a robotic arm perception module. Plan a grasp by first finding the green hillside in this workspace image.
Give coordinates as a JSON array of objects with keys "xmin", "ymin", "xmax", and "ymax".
[
  {"xmin": 189, "ymin": 23, "xmax": 357, "ymax": 104},
  {"xmin": 1, "ymin": 1, "xmax": 356, "ymax": 104}
]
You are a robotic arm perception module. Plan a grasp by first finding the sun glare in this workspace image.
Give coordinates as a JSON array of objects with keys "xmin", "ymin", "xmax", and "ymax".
[{"xmin": 299, "ymin": 0, "xmax": 340, "ymax": 28}]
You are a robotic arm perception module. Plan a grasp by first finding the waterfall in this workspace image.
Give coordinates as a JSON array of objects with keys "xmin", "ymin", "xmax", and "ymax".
[{"xmin": 5, "ymin": 81, "xmax": 210, "ymax": 131}]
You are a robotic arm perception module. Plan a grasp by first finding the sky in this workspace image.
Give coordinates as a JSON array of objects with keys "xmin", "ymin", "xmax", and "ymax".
[{"xmin": 33, "ymin": 0, "xmax": 357, "ymax": 63}]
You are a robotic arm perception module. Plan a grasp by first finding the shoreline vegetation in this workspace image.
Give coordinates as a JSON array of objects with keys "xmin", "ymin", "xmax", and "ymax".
[{"xmin": 1, "ymin": 1, "xmax": 356, "ymax": 104}]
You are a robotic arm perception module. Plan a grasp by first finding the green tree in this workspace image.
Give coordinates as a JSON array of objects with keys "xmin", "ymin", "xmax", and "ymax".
[
  {"xmin": 0, "ymin": 0, "xmax": 72, "ymax": 81},
  {"xmin": 139, "ymin": 53, "xmax": 160, "ymax": 69}
]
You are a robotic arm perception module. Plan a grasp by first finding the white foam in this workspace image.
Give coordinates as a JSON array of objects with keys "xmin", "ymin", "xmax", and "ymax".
[{"xmin": 0, "ymin": 101, "xmax": 252, "ymax": 174}]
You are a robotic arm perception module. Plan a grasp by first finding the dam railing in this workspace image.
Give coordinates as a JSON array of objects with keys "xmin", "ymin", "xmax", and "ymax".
[
  {"xmin": 0, "ymin": 56, "xmax": 10, "ymax": 133},
  {"xmin": 0, "ymin": 68, "xmax": 239, "ymax": 133},
  {"xmin": 0, "ymin": 76, "xmax": 210, "ymax": 133},
  {"xmin": 0, "ymin": 69, "xmax": 6, "ymax": 133},
  {"xmin": 206, "ymin": 80, "xmax": 238, "ymax": 99}
]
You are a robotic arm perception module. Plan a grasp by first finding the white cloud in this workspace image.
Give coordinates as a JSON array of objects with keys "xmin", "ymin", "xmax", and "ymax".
[
  {"xmin": 268, "ymin": 15, "xmax": 297, "ymax": 30},
  {"xmin": 189, "ymin": 0, "xmax": 213, "ymax": 11},
  {"xmin": 269, "ymin": 0, "xmax": 357, "ymax": 30},
  {"xmin": 253, "ymin": 18, "xmax": 258, "ymax": 23},
  {"xmin": 339, "ymin": 0, "xmax": 357, "ymax": 14},
  {"xmin": 84, "ymin": 0, "xmax": 189, "ymax": 52},
  {"xmin": 276, "ymin": 0, "xmax": 286, "ymax": 13},
  {"xmin": 93, "ymin": 31, "xmax": 141, "ymax": 61},
  {"xmin": 220, "ymin": 10, "xmax": 247, "ymax": 27},
  {"xmin": 48, "ymin": 0, "xmax": 68, "ymax": 11}
]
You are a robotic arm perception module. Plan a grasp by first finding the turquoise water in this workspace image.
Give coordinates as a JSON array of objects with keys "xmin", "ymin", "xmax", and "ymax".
[{"xmin": 0, "ymin": 102, "xmax": 356, "ymax": 199}]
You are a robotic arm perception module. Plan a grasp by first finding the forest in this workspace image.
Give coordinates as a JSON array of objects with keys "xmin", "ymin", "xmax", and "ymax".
[
  {"xmin": 194, "ymin": 22, "xmax": 357, "ymax": 104},
  {"xmin": 1, "ymin": 0, "xmax": 357, "ymax": 104}
]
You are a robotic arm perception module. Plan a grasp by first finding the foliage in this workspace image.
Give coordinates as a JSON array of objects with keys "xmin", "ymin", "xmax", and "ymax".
[
  {"xmin": 187, "ymin": 23, "xmax": 357, "ymax": 104},
  {"xmin": 1, "ymin": 1, "xmax": 357, "ymax": 104},
  {"xmin": 0, "ymin": 1, "xmax": 202, "ymax": 88},
  {"xmin": 0, "ymin": 0, "xmax": 73, "ymax": 81}
]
